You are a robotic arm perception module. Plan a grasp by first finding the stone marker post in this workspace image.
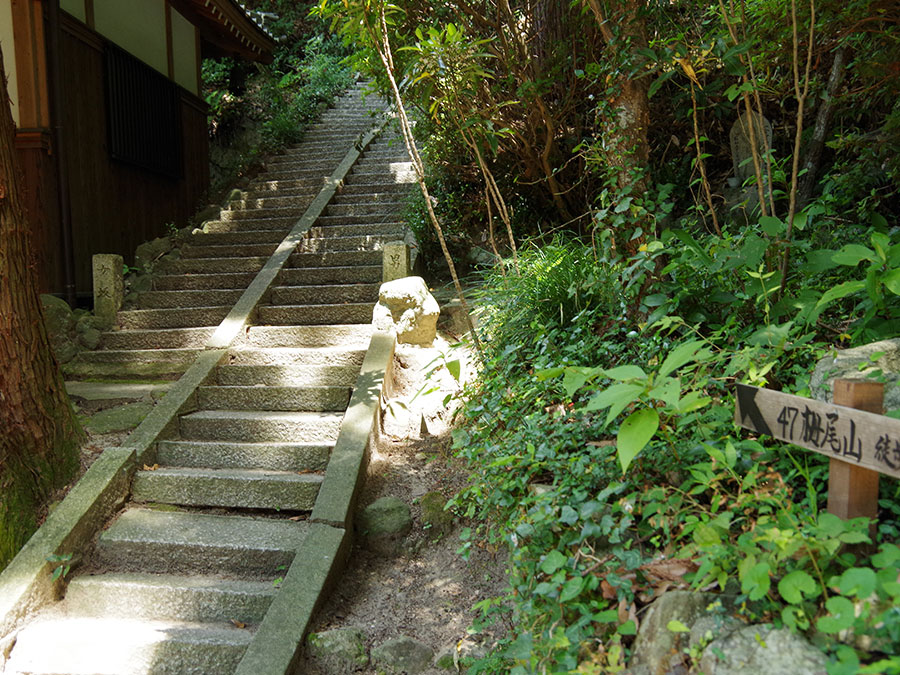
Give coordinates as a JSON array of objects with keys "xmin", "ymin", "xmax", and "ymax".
[
  {"xmin": 383, "ymin": 241, "xmax": 410, "ymax": 283},
  {"xmin": 92, "ymin": 254, "xmax": 124, "ymax": 329}
]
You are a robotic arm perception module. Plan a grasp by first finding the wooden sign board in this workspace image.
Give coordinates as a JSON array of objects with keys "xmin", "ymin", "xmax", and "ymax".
[{"xmin": 735, "ymin": 384, "xmax": 900, "ymax": 481}]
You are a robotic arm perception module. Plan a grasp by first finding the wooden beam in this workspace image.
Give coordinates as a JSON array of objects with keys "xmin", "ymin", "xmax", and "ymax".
[
  {"xmin": 165, "ymin": 0, "xmax": 174, "ymax": 80},
  {"xmin": 84, "ymin": 0, "xmax": 94, "ymax": 28},
  {"xmin": 10, "ymin": 0, "xmax": 50, "ymax": 129},
  {"xmin": 827, "ymin": 380, "xmax": 883, "ymax": 522}
]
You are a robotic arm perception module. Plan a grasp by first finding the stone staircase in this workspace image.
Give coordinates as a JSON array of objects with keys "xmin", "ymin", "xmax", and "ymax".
[{"xmin": 3, "ymin": 84, "xmax": 414, "ymax": 674}]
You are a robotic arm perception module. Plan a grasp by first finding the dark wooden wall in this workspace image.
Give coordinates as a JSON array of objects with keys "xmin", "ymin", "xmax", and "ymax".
[{"xmin": 16, "ymin": 14, "xmax": 209, "ymax": 296}]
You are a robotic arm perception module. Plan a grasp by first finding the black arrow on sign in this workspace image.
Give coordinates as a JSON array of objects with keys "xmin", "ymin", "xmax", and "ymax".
[{"xmin": 736, "ymin": 384, "xmax": 773, "ymax": 436}]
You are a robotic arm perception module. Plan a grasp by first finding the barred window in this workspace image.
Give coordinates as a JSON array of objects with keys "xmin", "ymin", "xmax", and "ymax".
[{"xmin": 105, "ymin": 43, "xmax": 182, "ymax": 178}]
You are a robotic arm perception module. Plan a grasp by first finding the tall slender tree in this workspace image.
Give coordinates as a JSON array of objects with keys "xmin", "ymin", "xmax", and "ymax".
[{"xmin": 0, "ymin": 48, "xmax": 82, "ymax": 570}]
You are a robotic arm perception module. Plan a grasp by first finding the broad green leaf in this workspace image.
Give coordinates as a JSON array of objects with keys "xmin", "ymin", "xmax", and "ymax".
[
  {"xmin": 884, "ymin": 268, "xmax": 900, "ymax": 295},
  {"xmin": 741, "ymin": 561, "xmax": 771, "ymax": 601},
  {"xmin": 541, "ymin": 550, "xmax": 567, "ymax": 575},
  {"xmin": 644, "ymin": 293, "xmax": 668, "ymax": 307},
  {"xmin": 648, "ymin": 376, "xmax": 680, "ymax": 407},
  {"xmin": 604, "ymin": 365, "xmax": 647, "ymax": 380},
  {"xmin": 872, "ymin": 543, "xmax": 900, "ymax": 568},
  {"xmin": 616, "ymin": 409, "xmax": 659, "ymax": 473},
  {"xmin": 832, "ymin": 244, "xmax": 877, "ymax": 267},
  {"xmin": 561, "ymin": 367, "xmax": 601, "ymax": 398},
  {"xmin": 584, "ymin": 383, "xmax": 644, "ymax": 413},
  {"xmin": 777, "ymin": 570, "xmax": 818, "ymax": 603},
  {"xmin": 617, "ymin": 620, "xmax": 637, "ymax": 635},
  {"xmin": 759, "ymin": 215, "xmax": 785, "ymax": 237},
  {"xmin": 667, "ymin": 620, "xmax": 691, "ymax": 633},
  {"xmin": 837, "ymin": 567, "xmax": 877, "ymax": 598},
  {"xmin": 535, "ymin": 367, "xmax": 564, "ymax": 381},
  {"xmin": 659, "ymin": 340, "xmax": 710, "ymax": 378},
  {"xmin": 817, "ymin": 596, "xmax": 856, "ymax": 634},
  {"xmin": 670, "ymin": 229, "xmax": 713, "ymax": 265},
  {"xmin": 559, "ymin": 576, "xmax": 585, "ymax": 602},
  {"xmin": 503, "ymin": 632, "xmax": 534, "ymax": 660},
  {"xmin": 446, "ymin": 359, "xmax": 461, "ymax": 382},
  {"xmin": 675, "ymin": 391, "xmax": 711, "ymax": 414},
  {"xmin": 803, "ymin": 249, "xmax": 838, "ymax": 274},
  {"xmin": 816, "ymin": 281, "xmax": 865, "ymax": 308}
]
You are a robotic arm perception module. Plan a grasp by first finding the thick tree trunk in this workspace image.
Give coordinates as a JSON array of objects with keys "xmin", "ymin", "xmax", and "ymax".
[
  {"xmin": 586, "ymin": 0, "xmax": 652, "ymax": 252},
  {"xmin": 0, "ymin": 49, "xmax": 82, "ymax": 569}
]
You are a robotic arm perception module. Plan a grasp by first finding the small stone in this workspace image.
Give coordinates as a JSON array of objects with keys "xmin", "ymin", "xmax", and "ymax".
[
  {"xmin": 85, "ymin": 402, "xmax": 154, "ymax": 434},
  {"xmin": 193, "ymin": 204, "xmax": 222, "ymax": 224},
  {"xmin": 371, "ymin": 636, "xmax": 434, "ymax": 674},
  {"xmin": 307, "ymin": 626, "xmax": 369, "ymax": 672},
  {"xmin": 700, "ymin": 624, "xmax": 827, "ymax": 674},
  {"xmin": 419, "ymin": 491, "xmax": 454, "ymax": 540},
  {"xmin": 357, "ymin": 496, "xmax": 412, "ymax": 556}
]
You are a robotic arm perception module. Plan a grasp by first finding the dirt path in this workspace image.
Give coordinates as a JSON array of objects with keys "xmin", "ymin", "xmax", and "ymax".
[{"xmin": 297, "ymin": 337, "xmax": 509, "ymax": 674}]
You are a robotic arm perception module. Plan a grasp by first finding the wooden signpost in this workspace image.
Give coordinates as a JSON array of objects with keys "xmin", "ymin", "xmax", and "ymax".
[{"xmin": 735, "ymin": 380, "xmax": 899, "ymax": 523}]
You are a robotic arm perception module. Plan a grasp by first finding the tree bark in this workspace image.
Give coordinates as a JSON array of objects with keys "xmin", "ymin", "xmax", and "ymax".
[{"xmin": 0, "ymin": 48, "xmax": 82, "ymax": 570}]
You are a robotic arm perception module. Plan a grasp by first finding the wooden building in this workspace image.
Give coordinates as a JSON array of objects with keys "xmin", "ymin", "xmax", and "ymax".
[{"xmin": 0, "ymin": 0, "xmax": 274, "ymax": 300}]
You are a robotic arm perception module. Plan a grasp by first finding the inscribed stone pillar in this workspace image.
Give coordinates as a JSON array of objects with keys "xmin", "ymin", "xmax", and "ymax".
[
  {"xmin": 730, "ymin": 111, "xmax": 772, "ymax": 186},
  {"xmin": 382, "ymin": 241, "xmax": 410, "ymax": 283},
  {"xmin": 92, "ymin": 254, "xmax": 124, "ymax": 329}
]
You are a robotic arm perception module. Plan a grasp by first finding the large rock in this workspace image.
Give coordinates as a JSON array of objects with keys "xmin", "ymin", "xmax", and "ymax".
[
  {"xmin": 41, "ymin": 294, "xmax": 78, "ymax": 363},
  {"xmin": 630, "ymin": 591, "xmax": 733, "ymax": 674},
  {"xmin": 810, "ymin": 338, "xmax": 900, "ymax": 412},
  {"xmin": 699, "ymin": 624, "xmax": 826, "ymax": 675},
  {"xmin": 357, "ymin": 496, "xmax": 412, "ymax": 556},
  {"xmin": 372, "ymin": 277, "xmax": 439, "ymax": 346},
  {"xmin": 371, "ymin": 636, "xmax": 434, "ymax": 674},
  {"xmin": 307, "ymin": 626, "xmax": 368, "ymax": 672},
  {"xmin": 134, "ymin": 236, "xmax": 173, "ymax": 271}
]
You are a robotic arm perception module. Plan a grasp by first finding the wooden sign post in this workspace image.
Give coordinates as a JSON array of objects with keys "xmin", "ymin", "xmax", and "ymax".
[{"xmin": 735, "ymin": 380, "xmax": 898, "ymax": 523}]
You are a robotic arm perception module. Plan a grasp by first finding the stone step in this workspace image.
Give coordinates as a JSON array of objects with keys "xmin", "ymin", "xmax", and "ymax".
[
  {"xmin": 249, "ymin": 176, "xmax": 328, "ymax": 193},
  {"xmin": 331, "ymin": 191, "xmax": 407, "ymax": 205},
  {"xmin": 185, "ymin": 229, "xmax": 287, "ymax": 246},
  {"xmin": 65, "ymin": 573, "xmax": 276, "ymax": 624},
  {"xmin": 100, "ymin": 327, "xmax": 215, "ymax": 350},
  {"xmin": 264, "ymin": 156, "xmax": 338, "ymax": 171},
  {"xmin": 117, "ymin": 306, "xmax": 230, "ymax": 330},
  {"xmin": 300, "ymin": 234, "xmax": 391, "ymax": 252},
  {"xmin": 221, "ymin": 206, "xmax": 301, "ymax": 222},
  {"xmin": 71, "ymin": 347, "xmax": 200, "ymax": 365},
  {"xmin": 215, "ymin": 363, "xmax": 359, "ymax": 386},
  {"xmin": 3, "ymin": 617, "xmax": 253, "ymax": 675},
  {"xmin": 349, "ymin": 169, "xmax": 417, "ymax": 184},
  {"xmin": 277, "ymin": 264, "xmax": 382, "ymax": 286},
  {"xmin": 337, "ymin": 182, "xmax": 412, "ymax": 196},
  {"xmin": 288, "ymin": 249, "xmax": 382, "ymax": 267},
  {"xmin": 270, "ymin": 282, "xmax": 379, "ymax": 306},
  {"xmin": 258, "ymin": 302, "xmax": 373, "ymax": 326},
  {"xmin": 200, "ymin": 218, "xmax": 294, "ymax": 233},
  {"xmin": 153, "ymin": 272, "xmax": 258, "ymax": 291},
  {"xmin": 197, "ymin": 385, "xmax": 351, "ymax": 412},
  {"xmin": 261, "ymin": 168, "xmax": 343, "ymax": 182},
  {"xmin": 66, "ymin": 381, "xmax": 172, "ymax": 401},
  {"xmin": 132, "ymin": 466, "xmax": 323, "ymax": 511},
  {"xmin": 179, "ymin": 410, "xmax": 344, "ymax": 443},
  {"xmin": 221, "ymin": 348, "xmax": 365, "ymax": 368},
  {"xmin": 225, "ymin": 194, "xmax": 316, "ymax": 210},
  {"xmin": 323, "ymin": 202, "xmax": 404, "ymax": 217},
  {"xmin": 157, "ymin": 440, "xmax": 332, "ymax": 472},
  {"xmin": 158, "ymin": 256, "xmax": 268, "ymax": 275},
  {"xmin": 138, "ymin": 289, "xmax": 244, "ymax": 309},
  {"xmin": 234, "ymin": 324, "xmax": 372, "ymax": 348},
  {"xmin": 181, "ymin": 243, "xmax": 278, "ymax": 259},
  {"xmin": 94, "ymin": 508, "xmax": 309, "ymax": 576},
  {"xmin": 306, "ymin": 222, "xmax": 405, "ymax": 239},
  {"xmin": 62, "ymin": 358, "xmax": 190, "ymax": 381},
  {"xmin": 310, "ymin": 213, "xmax": 402, "ymax": 228}
]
